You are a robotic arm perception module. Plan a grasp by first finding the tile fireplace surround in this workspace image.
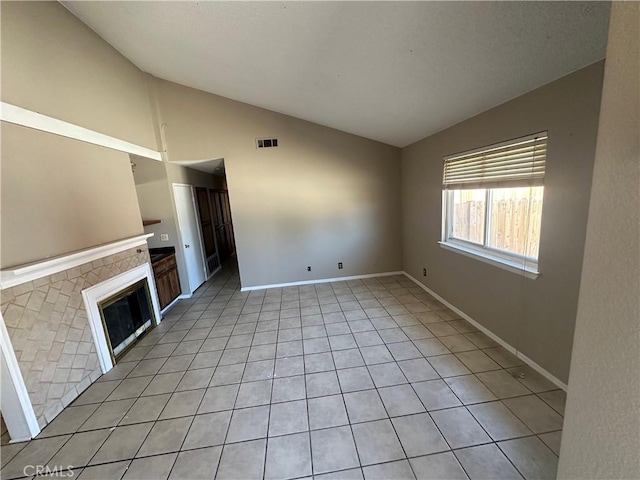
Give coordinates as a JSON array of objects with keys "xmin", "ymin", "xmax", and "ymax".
[{"xmin": 1, "ymin": 238, "xmax": 154, "ymax": 432}]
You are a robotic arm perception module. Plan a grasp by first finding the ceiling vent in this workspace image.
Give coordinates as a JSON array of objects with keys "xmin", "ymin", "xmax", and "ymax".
[{"xmin": 256, "ymin": 138, "xmax": 278, "ymax": 149}]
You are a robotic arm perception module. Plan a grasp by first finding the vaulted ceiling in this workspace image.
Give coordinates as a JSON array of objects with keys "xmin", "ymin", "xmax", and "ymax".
[{"xmin": 61, "ymin": 1, "xmax": 610, "ymax": 147}]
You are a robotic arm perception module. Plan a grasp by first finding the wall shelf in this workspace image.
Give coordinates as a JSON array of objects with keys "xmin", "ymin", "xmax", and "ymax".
[{"xmin": 142, "ymin": 219, "xmax": 161, "ymax": 226}]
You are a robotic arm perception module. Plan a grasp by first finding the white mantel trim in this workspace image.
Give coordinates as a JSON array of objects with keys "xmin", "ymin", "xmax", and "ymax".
[
  {"xmin": 1, "ymin": 234, "xmax": 154, "ymax": 289},
  {"xmin": 0, "ymin": 102, "xmax": 162, "ymax": 161}
]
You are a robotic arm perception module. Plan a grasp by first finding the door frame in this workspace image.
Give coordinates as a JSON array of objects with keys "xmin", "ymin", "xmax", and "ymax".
[{"xmin": 172, "ymin": 183, "xmax": 208, "ymax": 295}]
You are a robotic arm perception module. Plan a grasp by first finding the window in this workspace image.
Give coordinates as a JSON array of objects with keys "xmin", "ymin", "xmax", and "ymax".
[{"xmin": 441, "ymin": 133, "xmax": 547, "ymax": 278}]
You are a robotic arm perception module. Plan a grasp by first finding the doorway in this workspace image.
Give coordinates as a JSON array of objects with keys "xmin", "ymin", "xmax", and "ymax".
[{"xmin": 195, "ymin": 187, "xmax": 236, "ymax": 274}]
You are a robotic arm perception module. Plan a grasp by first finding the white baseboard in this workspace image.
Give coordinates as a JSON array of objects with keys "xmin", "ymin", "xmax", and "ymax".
[
  {"xmin": 9, "ymin": 436, "xmax": 33, "ymax": 444},
  {"xmin": 240, "ymin": 271, "xmax": 404, "ymax": 292},
  {"xmin": 160, "ymin": 294, "xmax": 188, "ymax": 314},
  {"xmin": 403, "ymin": 271, "xmax": 568, "ymax": 391}
]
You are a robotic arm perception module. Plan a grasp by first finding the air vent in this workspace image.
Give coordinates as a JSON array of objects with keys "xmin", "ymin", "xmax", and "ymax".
[{"xmin": 256, "ymin": 138, "xmax": 279, "ymax": 149}]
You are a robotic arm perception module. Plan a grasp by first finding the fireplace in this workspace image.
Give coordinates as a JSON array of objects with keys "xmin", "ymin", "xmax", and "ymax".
[
  {"xmin": 98, "ymin": 279, "xmax": 155, "ymax": 360},
  {"xmin": 82, "ymin": 262, "xmax": 162, "ymax": 373},
  {"xmin": 0, "ymin": 234, "xmax": 159, "ymax": 439}
]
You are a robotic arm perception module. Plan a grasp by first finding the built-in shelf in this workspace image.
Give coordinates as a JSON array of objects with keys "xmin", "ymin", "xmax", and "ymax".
[{"xmin": 142, "ymin": 220, "xmax": 161, "ymax": 226}]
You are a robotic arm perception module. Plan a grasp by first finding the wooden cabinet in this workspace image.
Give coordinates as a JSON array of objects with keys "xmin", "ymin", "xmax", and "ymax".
[{"xmin": 151, "ymin": 252, "xmax": 181, "ymax": 310}]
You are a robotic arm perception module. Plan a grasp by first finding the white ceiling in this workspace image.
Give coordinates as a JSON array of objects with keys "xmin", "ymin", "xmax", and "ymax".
[{"xmin": 61, "ymin": 1, "xmax": 610, "ymax": 147}]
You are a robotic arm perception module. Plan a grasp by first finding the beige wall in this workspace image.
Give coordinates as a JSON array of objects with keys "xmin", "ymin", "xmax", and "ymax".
[
  {"xmin": 558, "ymin": 3, "xmax": 640, "ymax": 477},
  {"xmin": 132, "ymin": 155, "xmax": 179, "ymax": 250},
  {"xmin": 0, "ymin": 1, "xmax": 156, "ymax": 269},
  {"xmin": 165, "ymin": 162, "xmax": 222, "ymax": 190},
  {"xmin": 401, "ymin": 62, "xmax": 605, "ymax": 383},
  {"xmin": 153, "ymin": 79, "xmax": 403, "ymax": 288},
  {"xmin": 1, "ymin": 123, "xmax": 144, "ymax": 268},
  {"xmin": 0, "ymin": 1, "xmax": 157, "ymax": 150}
]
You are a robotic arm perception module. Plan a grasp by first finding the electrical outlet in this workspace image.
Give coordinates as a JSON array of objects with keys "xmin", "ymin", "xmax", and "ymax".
[
  {"xmin": 160, "ymin": 234, "xmax": 169, "ymax": 241},
  {"xmin": 338, "ymin": 262, "xmax": 343, "ymax": 269},
  {"xmin": 307, "ymin": 266, "xmax": 311, "ymax": 272},
  {"xmin": 423, "ymin": 268, "xmax": 427, "ymax": 277}
]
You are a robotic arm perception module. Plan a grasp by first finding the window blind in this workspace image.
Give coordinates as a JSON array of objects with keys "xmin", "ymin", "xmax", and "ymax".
[{"xmin": 443, "ymin": 132, "xmax": 547, "ymax": 190}]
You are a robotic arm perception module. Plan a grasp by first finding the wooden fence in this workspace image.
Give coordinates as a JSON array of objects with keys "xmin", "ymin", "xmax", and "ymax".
[{"xmin": 453, "ymin": 197, "xmax": 543, "ymax": 259}]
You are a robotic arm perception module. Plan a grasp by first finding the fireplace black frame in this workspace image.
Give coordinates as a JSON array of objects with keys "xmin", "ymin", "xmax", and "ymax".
[{"xmin": 97, "ymin": 278, "xmax": 157, "ymax": 363}]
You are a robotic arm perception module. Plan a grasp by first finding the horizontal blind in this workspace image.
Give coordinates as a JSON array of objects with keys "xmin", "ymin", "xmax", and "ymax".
[{"xmin": 443, "ymin": 132, "xmax": 547, "ymax": 190}]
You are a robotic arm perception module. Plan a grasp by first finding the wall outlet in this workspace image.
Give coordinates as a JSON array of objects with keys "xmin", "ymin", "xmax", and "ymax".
[
  {"xmin": 423, "ymin": 268, "xmax": 427, "ymax": 277},
  {"xmin": 160, "ymin": 234, "xmax": 169, "ymax": 241},
  {"xmin": 338, "ymin": 262, "xmax": 343, "ymax": 269},
  {"xmin": 307, "ymin": 266, "xmax": 311, "ymax": 272}
]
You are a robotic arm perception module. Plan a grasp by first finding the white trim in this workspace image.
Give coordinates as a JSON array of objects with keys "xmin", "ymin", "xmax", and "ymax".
[
  {"xmin": 160, "ymin": 295, "xmax": 186, "ymax": 315},
  {"xmin": 0, "ymin": 312, "xmax": 41, "ymax": 441},
  {"xmin": 0, "ymin": 102, "xmax": 162, "ymax": 161},
  {"xmin": 403, "ymin": 271, "xmax": 568, "ymax": 391},
  {"xmin": 240, "ymin": 271, "xmax": 404, "ymax": 292},
  {"xmin": 1, "ymin": 234, "xmax": 154, "ymax": 289},
  {"xmin": 439, "ymin": 241, "xmax": 540, "ymax": 280},
  {"xmin": 82, "ymin": 263, "xmax": 162, "ymax": 373}
]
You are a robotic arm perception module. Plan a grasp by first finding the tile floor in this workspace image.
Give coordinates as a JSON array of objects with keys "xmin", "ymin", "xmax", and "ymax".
[{"xmin": 1, "ymin": 262, "xmax": 565, "ymax": 480}]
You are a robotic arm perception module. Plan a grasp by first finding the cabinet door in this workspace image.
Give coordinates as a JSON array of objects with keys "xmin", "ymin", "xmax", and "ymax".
[
  {"xmin": 168, "ymin": 269, "xmax": 181, "ymax": 302},
  {"xmin": 155, "ymin": 273, "xmax": 171, "ymax": 310}
]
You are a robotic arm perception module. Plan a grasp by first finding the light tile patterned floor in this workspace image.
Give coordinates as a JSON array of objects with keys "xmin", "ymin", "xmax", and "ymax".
[{"xmin": 1, "ymin": 262, "xmax": 565, "ymax": 480}]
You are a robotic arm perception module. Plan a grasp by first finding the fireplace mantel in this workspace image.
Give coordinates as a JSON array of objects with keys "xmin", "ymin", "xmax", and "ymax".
[{"xmin": 1, "ymin": 233, "xmax": 154, "ymax": 289}]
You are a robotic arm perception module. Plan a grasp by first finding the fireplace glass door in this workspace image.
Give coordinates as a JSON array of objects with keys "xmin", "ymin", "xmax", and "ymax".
[{"xmin": 98, "ymin": 279, "xmax": 155, "ymax": 359}]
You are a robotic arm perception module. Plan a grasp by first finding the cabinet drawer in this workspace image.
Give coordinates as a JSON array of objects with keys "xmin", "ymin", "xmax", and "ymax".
[{"xmin": 152, "ymin": 254, "xmax": 177, "ymax": 275}]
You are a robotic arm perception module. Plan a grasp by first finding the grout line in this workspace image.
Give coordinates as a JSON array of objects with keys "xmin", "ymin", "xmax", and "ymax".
[
  {"xmin": 298, "ymin": 307, "xmax": 314, "ymax": 478},
  {"xmin": 18, "ymin": 266, "xmax": 562, "ymax": 480}
]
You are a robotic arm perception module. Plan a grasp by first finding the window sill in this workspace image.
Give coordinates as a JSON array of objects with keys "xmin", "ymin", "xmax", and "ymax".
[{"xmin": 438, "ymin": 241, "xmax": 540, "ymax": 279}]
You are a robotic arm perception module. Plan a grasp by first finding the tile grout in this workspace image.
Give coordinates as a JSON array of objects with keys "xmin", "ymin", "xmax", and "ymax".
[{"xmin": 2, "ymin": 263, "xmax": 562, "ymax": 480}]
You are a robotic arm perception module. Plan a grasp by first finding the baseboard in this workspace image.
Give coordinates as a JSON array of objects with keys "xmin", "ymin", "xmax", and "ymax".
[
  {"xmin": 240, "ymin": 271, "xmax": 404, "ymax": 292},
  {"xmin": 9, "ymin": 436, "xmax": 32, "ymax": 444},
  {"xmin": 160, "ymin": 294, "xmax": 191, "ymax": 315},
  {"xmin": 403, "ymin": 271, "xmax": 568, "ymax": 391}
]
